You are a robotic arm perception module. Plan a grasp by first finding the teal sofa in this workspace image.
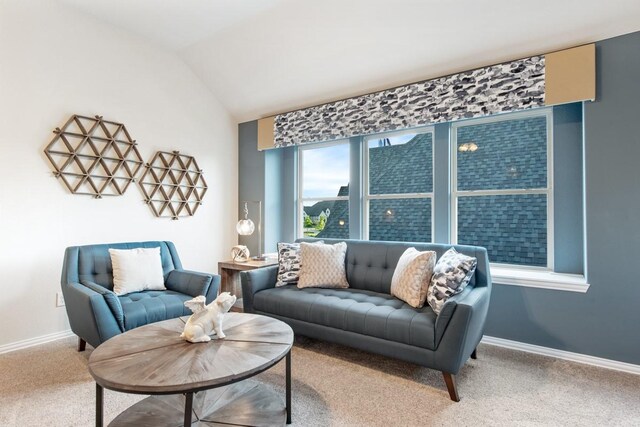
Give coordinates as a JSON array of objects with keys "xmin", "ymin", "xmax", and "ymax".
[
  {"xmin": 241, "ymin": 238, "xmax": 492, "ymax": 401},
  {"xmin": 61, "ymin": 241, "xmax": 219, "ymax": 350}
]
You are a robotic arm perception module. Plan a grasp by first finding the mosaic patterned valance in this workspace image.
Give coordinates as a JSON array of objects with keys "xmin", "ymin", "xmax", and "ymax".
[{"xmin": 261, "ymin": 44, "xmax": 595, "ymax": 149}]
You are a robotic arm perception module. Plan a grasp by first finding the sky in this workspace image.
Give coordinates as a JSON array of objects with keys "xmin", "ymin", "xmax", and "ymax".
[
  {"xmin": 302, "ymin": 143, "xmax": 350, "ymax": 199},
  {"xmin": 302, "ymin": 134, "xmax": 417, "ymax": 199}
]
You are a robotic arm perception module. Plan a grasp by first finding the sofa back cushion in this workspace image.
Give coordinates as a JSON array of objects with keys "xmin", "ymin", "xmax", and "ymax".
[
  {"xmin": 76, "ymin": 241, "xmax": 177, "ymax": 290},
  {"xmin": 297, "ymin": 238, "xmax": 489, "ymax": 294}
]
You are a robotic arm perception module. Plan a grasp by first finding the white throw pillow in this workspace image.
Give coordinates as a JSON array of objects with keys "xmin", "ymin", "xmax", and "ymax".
[
  {"xmin": 109, "ymin": 247, "xmax": 165, "ymax": 295},
  {"xmin": 390, "ymin": 248, "xmax": 437, "ymax": 308},
  {"xmin": 298, "ymin": 242, "xmax": 349, "ymax": 289}
]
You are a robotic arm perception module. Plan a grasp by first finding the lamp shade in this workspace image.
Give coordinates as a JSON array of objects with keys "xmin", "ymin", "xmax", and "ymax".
[{"xmin": 236, "ymin": 219, "xmax": 255, "ymax": 236}]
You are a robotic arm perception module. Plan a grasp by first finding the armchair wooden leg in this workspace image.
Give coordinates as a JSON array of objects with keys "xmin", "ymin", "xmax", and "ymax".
[
  {"xmin": 77, "ymin": 337, "xmax": 86, "ymax": 352},
  {"xmin": 471, "ymin": 348, "xmax": 477, "ymax": 359},
  {"xmin": 442, "ymin": 372, "xmax": 460, "ymax": 402}
]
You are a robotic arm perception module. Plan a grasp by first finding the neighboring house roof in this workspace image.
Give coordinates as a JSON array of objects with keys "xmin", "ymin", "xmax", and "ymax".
[
  {"xmin": 369, "ymin": 133, "xmax": 432, "ymax": 195},
  {"xmin": 304, "ymin": 185, "xmax": 349, "ymax": 219},
  {"xmin": 336, "ymin": 185, "xmax": 349, "ymax": 197},
  {"xmin": 319, "ymin": 135, "xmax": 431, "ymax": 241},
  {"xmin": 303, "ymin": 201, "xmax": 333, "ymax": 218},
  {"xmin": 317, "ymin": 119, "xmax": 548, "ymax": 266},
  {"xmin": 316, "ymin": 199, "xmax": 349, "ymax": 239}
]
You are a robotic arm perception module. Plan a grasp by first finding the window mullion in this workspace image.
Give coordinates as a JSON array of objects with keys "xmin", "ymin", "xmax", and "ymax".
[
  {"xmin": 456, "ymin": 188, "xmax": 548, "ymax": 197},
  {"xmin": 301, "ymin": 196, "xmax": 349, "ymax": 202},
  {"xmin": 367, "ymin": 193, "xmax": 433, "ymax": 200}
]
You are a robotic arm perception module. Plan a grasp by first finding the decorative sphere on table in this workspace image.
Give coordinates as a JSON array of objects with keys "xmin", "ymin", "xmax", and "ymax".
[{"xmin": 231, "ymin": 245, "xmax": 250, "ymax": 262}]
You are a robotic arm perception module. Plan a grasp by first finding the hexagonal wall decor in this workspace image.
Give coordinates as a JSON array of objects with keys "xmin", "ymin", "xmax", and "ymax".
[
  {"xmin": 138, "ymin": 151, "xmax": 208, "ymax": 220},
  {"xmin": 44, "ymin": 114, "xmax": 143, "ymax": 198}
]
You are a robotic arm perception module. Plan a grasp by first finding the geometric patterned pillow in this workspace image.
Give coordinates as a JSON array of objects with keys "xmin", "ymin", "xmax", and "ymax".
[
  {"xmin": 390, "ymin": 248, "xmax": 436, "ymax": 308},
  {"xmin": 427, "ymin": 248, "xmax": 477, "ymax": 315},
  {"xmin": 297, "ymin": 241, "xmax": 349, "ymax": 289},
  {"xmin": 276, "ymin": 241, "xmax": 323, "ymax": 287}
]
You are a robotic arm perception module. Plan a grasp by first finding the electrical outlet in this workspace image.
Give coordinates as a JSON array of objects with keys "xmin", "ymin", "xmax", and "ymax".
[{"xmin": 56, "ymin": 291, "xmax": 65, "ymax": 307}]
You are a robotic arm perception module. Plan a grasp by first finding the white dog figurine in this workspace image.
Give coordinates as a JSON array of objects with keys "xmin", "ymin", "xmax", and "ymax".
[{"xmin": 180, "ymin": 292, "xmax": 237, "ymax": 343}]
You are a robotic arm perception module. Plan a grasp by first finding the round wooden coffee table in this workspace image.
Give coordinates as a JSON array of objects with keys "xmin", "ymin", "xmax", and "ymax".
[{"xmin": 88, "ymin": 313, "xmax": 294, "ymax": 427}]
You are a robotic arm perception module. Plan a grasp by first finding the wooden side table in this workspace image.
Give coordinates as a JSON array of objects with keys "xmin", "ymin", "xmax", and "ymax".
[{"xmin": 218, "ymin": 258, "xmax": 278, "ymax": 312}]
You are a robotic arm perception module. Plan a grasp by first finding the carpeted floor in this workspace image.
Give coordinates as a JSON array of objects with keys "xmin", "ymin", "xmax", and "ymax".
[{"xmin": 1, "ymin": 336, "xmax": 639, "ymax": 426}]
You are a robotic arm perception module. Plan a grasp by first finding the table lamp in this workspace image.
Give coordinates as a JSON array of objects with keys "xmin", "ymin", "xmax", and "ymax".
[{"xmin": 237, "ymin": 201, "xmax": 265, "ymax": 260}]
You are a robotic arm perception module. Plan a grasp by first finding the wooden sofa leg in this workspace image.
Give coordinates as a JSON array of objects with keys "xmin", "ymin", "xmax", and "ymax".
[
  {"xmin": 442, "ymin": 372, "xmax": 460, "ymax": 402},
  {"xmin": 471, "ymin": 348, "xmax": 477, "ymax": 359},
  {"xmin": 77, "ymin": 337, "xmax": 86, "ymax": 352}
]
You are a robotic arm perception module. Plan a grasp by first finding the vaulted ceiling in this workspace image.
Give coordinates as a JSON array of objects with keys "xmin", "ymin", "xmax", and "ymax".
[{"xmin": 60, "ymin": 0, "xmax": 640, "ymax": 122}]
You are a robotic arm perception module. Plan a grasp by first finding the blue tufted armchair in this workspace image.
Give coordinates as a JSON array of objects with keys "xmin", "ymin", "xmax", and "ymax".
[{"xmin": 61, "ymin": 241, "xmax": 220, "ymax": 350}]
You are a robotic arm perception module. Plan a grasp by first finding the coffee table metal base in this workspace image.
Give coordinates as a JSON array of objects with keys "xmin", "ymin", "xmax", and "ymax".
[{"xmin": 106, "ymin": 380, "xmax": 285, "ymax": 427}]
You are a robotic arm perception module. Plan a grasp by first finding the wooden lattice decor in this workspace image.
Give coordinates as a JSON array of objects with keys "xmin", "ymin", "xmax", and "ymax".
[
  {"xmin": 44, "ymin": 114, "xmax": 143, "ymax": 198},
  {"xmin": 138, "ymin": 151, "xmax": 208, "ymax": 220}
]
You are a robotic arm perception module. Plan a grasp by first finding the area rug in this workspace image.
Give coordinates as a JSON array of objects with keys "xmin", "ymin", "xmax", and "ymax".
[{"xmin": 1, "ymin": 335, "xmax": 638, "ymax": 426}]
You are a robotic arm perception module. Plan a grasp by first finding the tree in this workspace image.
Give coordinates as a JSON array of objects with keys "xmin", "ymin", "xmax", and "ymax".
[
  {"xmin": 317, "ymin": 215, "xmax": 326, "ymax": 231},
  {"xmin": 304, "ymin": 215, "xmax": 314, "ymax": 228}
]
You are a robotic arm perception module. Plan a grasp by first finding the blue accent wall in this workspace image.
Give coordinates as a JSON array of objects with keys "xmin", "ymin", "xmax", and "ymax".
[
  {"xmin": 552, "ymin": 103, "xmax": 584, "ymax": 274},
  {"xmin": 238, "ymin": 121, "xmax": 263, "ymax": 255},
  {"xmin": 264, "ymin": 149, "xmax": 284, "ymax": 254},
  {"xmin": 280, "ymin": 146, "xmax": 297, "ymax": 244},
  {"xmin": 485, "ymin": 31, "xmax": 640, "ymax": 365},
  {"xmin": 433, "ymin": 123, "xmax": 451, "ymax": 244},
  {"xmin": 349, "ymin": 137, "xmax": 362, "ymax": 239},
  {"xmin": 238, "ymin": 121, "xmax": 287, "ymax": 255}
]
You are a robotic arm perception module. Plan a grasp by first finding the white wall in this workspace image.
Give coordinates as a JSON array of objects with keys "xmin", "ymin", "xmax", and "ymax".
[{"xmin": 0, "ymin": 0, "xmax": 238, "ymax": 347}]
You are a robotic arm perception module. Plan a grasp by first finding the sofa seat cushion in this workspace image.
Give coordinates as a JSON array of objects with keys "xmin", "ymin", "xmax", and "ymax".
[
  {"xmin": 253, "ymin": 286, "xmax": 437, "ymax": 350},
  {"xmin": 119, "ymin": 290, "xmax": 192, "ymax": 331}
]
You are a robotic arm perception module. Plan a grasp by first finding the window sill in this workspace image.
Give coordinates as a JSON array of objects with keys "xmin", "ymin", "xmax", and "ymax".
[{"xmin": 490, "ymin": 266, "xmax": 590, "ymax": 293}]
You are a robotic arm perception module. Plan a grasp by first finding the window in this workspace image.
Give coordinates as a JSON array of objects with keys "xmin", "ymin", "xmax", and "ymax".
[
  {"xmin": 298, "ymin": 141, "xmax": 350, "ymax": 238},
  {"xmin": 291, "ymin": 105, "xmax": 585, "ymax": 289},
  {"xmin": 364, "ymin": 128, "xmax": 434, "ymax": 242},
  {"xmin": 452, "ymin": 110, "xmax": 552, "ymax": 268}
]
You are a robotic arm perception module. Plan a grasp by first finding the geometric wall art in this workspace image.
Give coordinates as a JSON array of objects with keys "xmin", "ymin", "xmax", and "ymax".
[
  {"xmin": 138, "ymin": 151, "xmax": 208, "ymax": 220},
  {"xmin": 44, "ymin": 114, "xmax": 144, "ymax": 198}
]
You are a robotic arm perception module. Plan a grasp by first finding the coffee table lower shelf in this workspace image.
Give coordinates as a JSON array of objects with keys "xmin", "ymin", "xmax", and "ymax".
[{"xmin": 107, "ymin": 380, "xmax": 285, "ymax": 427}]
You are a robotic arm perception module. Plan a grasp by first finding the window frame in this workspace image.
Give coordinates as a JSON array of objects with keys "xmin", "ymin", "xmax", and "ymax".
[
  {"xmin": 296, "ymin": 139, "xmax": 351, "ymax": 239},
  {"xmin": 450, "ymin": 108, "xmax": 555, "ymax": 270},
  {"xmin": 289, "ymin": 108, "xmax": 588, "ymax": 292},
  {"xmin": 363, "ymin": 126, "xmax": 435, "ymax": 242}
]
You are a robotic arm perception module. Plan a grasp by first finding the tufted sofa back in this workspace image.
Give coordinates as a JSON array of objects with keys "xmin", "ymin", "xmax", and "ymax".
[
  {"xmin": 64, "ymin": 241, "xmax": 182, "ymax": 290},
  {"xmin": 297, "ymin": 238, "xmax": 490, "ymax": 294}
]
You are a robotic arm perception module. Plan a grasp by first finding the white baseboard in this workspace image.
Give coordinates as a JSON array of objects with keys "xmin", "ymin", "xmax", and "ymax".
[
  {"xmin": 0, "ymin": 329, "xmax": 74, "ymax": 355},
  {"xmin": 2, "ymin": 329, "xmax": 639, "ymax": 377},
  {"xmin": 482, "ymin": 335, "xmax": 640, "ymax": 375}
]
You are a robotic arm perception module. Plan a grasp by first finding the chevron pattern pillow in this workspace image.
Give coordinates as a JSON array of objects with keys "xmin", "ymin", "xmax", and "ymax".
[
  {"xmin": 427, "ymin": 248, "xmax": 477, "ymax": 314},
  {"xmin": 298, "ymin": 242, "xmax": 349, "ymax": 289},
  {"xmin": 275, "ymin": 241, "xmax": 323, "ymax": 287}
]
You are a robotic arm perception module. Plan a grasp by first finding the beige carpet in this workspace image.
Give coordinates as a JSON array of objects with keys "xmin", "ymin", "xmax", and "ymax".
[{"xmin": 1, "ymin": 335, "xmax": 639, "ymax": 426}]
